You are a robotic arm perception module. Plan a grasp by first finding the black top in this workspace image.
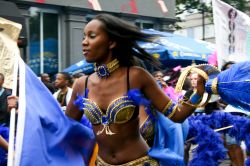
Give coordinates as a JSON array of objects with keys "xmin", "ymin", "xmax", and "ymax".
[{"xmin": 0, "ymin": 88, "xmax": 11, "ymax": 126}]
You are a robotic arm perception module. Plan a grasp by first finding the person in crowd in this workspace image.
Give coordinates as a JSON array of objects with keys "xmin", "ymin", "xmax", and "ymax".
[
  {"xmin": 188, "ymin": 72, "xmax": 210, "ymax": 116},
  {"xmin": 65, "ymin": 14, "xmax": 205, "ymax": 165},
  {"xmin": 40, "ymin": 73, "xmax": 51, "ymax": 83},
  {"xmin": 152, "ymin": 70, "xmax": 182, "ymax": 102},
  {"xmin": 152, "ymin": 70, "xmax": 170, "ymax": 92},
  {"xmin": 0, "ymin": 73, "xmax": 11, "ymax": 127},
  {"xmin": 152, "ymin": 71, "xmax": 167, "ymax": 90},
  {"xmin": 189, "ymin": 72, "xmax": 198, "ymax": 88},
  {"xmin": 53, "ymin": 72, "xmax": 73, "ymax": 111},
  {"xmin": 40, "ymin": 73, "xmax": 56, "ymax": 94}
]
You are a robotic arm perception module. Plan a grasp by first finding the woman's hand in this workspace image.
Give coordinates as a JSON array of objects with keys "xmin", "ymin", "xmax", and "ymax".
[{"xmin": 7, "ymin": 96, "xmax": 19, "ymax": 111}]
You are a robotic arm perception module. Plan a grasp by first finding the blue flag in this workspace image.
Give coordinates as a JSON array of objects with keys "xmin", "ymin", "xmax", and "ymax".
[{"xmin": 14, "ymin": 57, "xmax": 95, "ymax": 166}]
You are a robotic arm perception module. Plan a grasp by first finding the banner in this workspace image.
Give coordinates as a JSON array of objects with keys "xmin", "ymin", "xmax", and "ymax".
[
  {"xmin": 0, "ymin": 17, "xmax": 21, "ymax": 89},
  {"xmin": 212, "ymin": 0, "xmax": 250, "ymax": 68},
  {"xmin": 15, "ymin": 56, "xmax": 96, "ymax": 165}
]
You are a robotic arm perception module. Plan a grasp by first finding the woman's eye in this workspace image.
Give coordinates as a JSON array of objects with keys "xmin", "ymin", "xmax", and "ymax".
[{"xmin": 89, "ymin": 33, "xmax": 96, "ymax": 38}]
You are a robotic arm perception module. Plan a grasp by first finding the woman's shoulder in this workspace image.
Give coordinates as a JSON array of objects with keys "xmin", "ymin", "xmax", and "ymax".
[
  {"xmin": 128, "ymin": 66, "xmax": 153, "ymax": 88},
  {"xmin": 77, "ymin": 75, "xmax": 90, "ymax": 84},
  {"xmin": 73, "ymin": 75, "xmax": 90, "ymax": 93},
  {"xmin": 129, "ymin": 66, "xmax": 149, "ymax": 76}
]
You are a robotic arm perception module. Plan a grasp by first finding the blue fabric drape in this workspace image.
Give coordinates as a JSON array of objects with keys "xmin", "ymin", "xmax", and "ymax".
[{"xmin": 148, "ymin": 112, "xmax": 188, "ymax": 166}]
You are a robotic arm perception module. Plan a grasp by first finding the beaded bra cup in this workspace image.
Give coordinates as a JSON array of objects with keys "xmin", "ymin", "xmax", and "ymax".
[{"xmin": 75, "ymin": 88, "xmax": 138, "ymax": 135}]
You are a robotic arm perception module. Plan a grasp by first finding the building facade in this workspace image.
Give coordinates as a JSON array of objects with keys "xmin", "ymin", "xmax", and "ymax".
[
  {"xmin": 7, "ymin": 0, "xmax": 176, "ymax": 76},
  {"xmin": 175, "ymin": 12, "xmax": 215, "ymax": 43}
]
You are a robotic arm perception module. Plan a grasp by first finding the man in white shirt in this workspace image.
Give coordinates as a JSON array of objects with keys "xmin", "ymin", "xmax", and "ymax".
[{"xmin": 53, "ymin": 72, "xmax": 73, "ymax": 111}]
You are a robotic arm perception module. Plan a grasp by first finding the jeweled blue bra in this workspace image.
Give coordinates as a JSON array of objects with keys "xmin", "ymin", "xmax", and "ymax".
[{"xmin": 74, "ymin": 88, "xmax": 150, "ymax": 135}]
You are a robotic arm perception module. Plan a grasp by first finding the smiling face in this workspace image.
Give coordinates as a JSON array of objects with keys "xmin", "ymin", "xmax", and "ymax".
[{"xmin": 82, "ymin": 19, "xmax": 115, "ymax": 63}]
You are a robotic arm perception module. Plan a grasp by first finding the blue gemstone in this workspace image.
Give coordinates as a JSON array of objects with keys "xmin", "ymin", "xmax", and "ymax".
[
  {"xmin": 100, "ymin": 68, "xmax": 106, "ymax": 75},
  {"xmin": 102, "ymin": 116, "xmax": 109, "ymax": 124}
]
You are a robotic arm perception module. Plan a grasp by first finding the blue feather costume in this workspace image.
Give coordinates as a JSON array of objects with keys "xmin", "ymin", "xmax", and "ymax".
[
  {"xmin": 206, "ymin": 61, "xmax": 250, "ymax": 111},
  {"xmin": 188, "ymin": 111, "xmax": 250, "ymax": 166}
]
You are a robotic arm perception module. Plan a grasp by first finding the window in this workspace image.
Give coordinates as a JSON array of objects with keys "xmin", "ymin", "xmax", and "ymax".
[
  {"xmin": 28, "ymin": 7, "xmax": 59, "ymax": 75},
  {"xmin": 135, "ymin": 21, "xmax": 154, "ymax": 29}
]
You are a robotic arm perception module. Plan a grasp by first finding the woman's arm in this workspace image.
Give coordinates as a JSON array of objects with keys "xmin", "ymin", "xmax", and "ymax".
[
  {"xmin": 0, "ymin": 135, "xmax": 8, "ymax": 151},
  {"xmin": 65, "ymin": 77, "xmax": 85, "ymax": 121},
  {"xmin": 134, "ymin": 67, "xmax": 205, "ymax": 123}
]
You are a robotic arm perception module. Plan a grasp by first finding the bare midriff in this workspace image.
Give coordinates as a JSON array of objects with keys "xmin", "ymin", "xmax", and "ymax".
[{"xmin": 93, "ymin": 117, "xmax": 149, "ymax": 165}]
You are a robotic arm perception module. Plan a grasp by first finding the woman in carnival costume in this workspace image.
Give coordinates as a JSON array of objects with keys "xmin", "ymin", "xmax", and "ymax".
[{"xmin": 66, "ymin": 14, "xmax": 206, "ymax": 166}]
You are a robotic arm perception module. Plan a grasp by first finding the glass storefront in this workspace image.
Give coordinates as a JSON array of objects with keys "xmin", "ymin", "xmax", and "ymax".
[{"xmin": 28, "ymin": 8, "xmax": 59, "ymax": 75}]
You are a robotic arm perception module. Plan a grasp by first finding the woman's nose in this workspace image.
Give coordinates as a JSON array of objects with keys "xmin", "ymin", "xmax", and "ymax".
[{"xmin": 82, "ymin": 37, "xmax": 88, "ymax": 46}]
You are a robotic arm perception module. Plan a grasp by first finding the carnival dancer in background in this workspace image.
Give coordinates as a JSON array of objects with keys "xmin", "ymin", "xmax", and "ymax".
[{"xmin": 66, "ymin": 14, "xmax": 206, "ymax": 165}]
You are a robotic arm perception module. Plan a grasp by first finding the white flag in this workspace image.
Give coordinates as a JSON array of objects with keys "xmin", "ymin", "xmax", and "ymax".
[
  {"xmin": 212, "ymin": 0, "xmax": 250, "ymax": 68},
  {"xmin": 0, "ymin": 17, "xmax": 21, "ymax": 89}
]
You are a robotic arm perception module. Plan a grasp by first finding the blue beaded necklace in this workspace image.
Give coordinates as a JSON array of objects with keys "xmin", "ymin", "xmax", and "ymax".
[{"xmin": 94, "ymin": 59, "xmax": 120, "ymax": 78}]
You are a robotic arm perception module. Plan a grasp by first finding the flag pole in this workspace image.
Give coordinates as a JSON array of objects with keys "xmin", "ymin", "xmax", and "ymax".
[{"xmin": 7, "ymin": 49, "xmax": 19, "ymax": 166}]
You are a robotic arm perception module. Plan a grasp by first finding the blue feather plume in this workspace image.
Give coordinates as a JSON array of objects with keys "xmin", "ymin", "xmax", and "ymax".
[
  {"xmin": 188, "ymin": 112, "xmax": 250, "ymax": 165},
  {"xmin": 188, "ymin": 116, "xmax": 227, "ymax": 166},
  {"xmin": 206, "ymin": 61, "xmax": 250, "ymax": 111}
]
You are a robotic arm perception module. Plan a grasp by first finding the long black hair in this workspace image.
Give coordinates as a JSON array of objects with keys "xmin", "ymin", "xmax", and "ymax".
[
  {"xmin": 93, "ymin": 14, "xmax": 161, "ymax": 68},
  {"xmin": 221, "ymin": 61, "xmax": 235, "ymax": 71}
]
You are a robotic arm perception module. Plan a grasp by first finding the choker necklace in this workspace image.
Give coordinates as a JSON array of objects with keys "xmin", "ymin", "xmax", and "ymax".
[{"xmin": 94, "ymin": 59, "xmax": 120, "ymax": 78}]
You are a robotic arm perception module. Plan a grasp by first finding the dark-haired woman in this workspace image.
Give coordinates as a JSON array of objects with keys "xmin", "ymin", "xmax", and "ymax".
[{"xmin": 66, "ymin": 14, "xmax": 205, "ymax": 165}]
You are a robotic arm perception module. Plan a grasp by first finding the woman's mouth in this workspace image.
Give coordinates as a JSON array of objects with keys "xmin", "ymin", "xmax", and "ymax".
[{"xmin": 83, "ymin": 50, "xmax": 89, "ymax": 56}]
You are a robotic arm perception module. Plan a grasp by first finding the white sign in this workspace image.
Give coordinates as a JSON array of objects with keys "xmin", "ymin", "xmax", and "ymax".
[{"xmin": 212, "ymin": 0, "xmax": 250, "ymax": 68}]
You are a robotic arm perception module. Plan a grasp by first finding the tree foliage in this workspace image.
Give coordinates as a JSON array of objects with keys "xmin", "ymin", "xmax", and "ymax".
[{"xmin": 176, "ymin": 0, "xmax": 250, "ymax": 15}]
